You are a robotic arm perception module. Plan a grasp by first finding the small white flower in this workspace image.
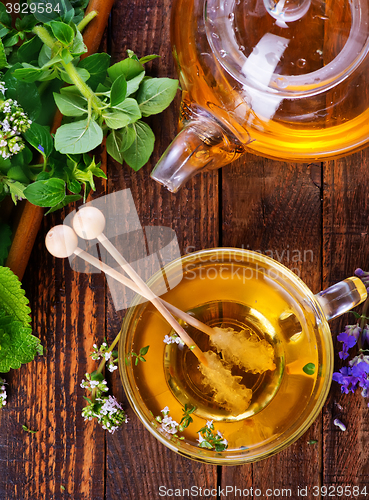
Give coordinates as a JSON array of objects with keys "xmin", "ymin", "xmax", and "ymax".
[
  {"xmin": 108, "ymin": 364, "xmax": 118, "ymax": 372},
  {"xmin": 161, "ymin": 406, "xmax": 170, "ymax": 414},
  {"xmin": 206, "ymin": 420, "xmax": 213, "ymax": 429},
  {"xmin": 197, "ymin": 433, "xmax": 205, "ymax": 444},
  {"xmin": 217, "ymin": 430, "xmax": 228, "ymax": 446}
]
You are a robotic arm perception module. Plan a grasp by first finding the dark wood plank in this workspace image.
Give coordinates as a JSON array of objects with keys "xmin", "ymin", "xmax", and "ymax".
[
  {"xmin": 221, "ymin": 154, "xmax": 323, "ymax": 492},
  {"xmin": 105, "ymin": 0, "xmax": 220, "ymax": 497},
  {"xmin": 323, "ymin": 151, "xmax": 369, "ymax": 491},
  {"xmin": 0, "ymin": 212, "xmax": 107, "ymax": 499}
]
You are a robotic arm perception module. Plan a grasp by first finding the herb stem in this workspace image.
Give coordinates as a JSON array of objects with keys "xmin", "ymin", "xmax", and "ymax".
[
  {"xmin": 91, "ymin": 330, "xmax": 121, "ymax": 402},
  {"xmin": 32, "ymin": 26, "xmax": 56, "ymax": 50},
  {"xmin": 33, "ymin": 25, "xmax": 103, "ymax": 113},
  {"xmin": 62, "ymin": 61, "xmax": 102, "ymax": 113},
  {"xmin": 78, "ymin": 11, "xmax": 98, "ymax": 33}
]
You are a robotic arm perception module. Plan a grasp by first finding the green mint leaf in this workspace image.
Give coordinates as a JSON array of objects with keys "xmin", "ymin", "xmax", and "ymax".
[
  {"xmin": 53, "ymin": 92, "xmax": 87, "ymax": 117},
  {"xmin": 54, "ymin": 118, "xmax": 103, "ymax": 154},
  {"xmin": 113, "ymin": 98, "xmax": 141, "ymax": 123},
  {"xmin": 45, "ymin": 194, "xmax": 81, "ymax": 214},
  {"xmin": 0, "ymin": 39, "xmax": 7, "ymax": 70},
  {"xmin": 102, "ymin": 109, "xmax": 134, "ymax": 130},
  {"xmin": 0, "ymin": 4, "xmax": 12, "ymax": 26},
  {"xmin": 350, "ymin": 311, "xmax": 361, "ymax": 319},
  {"xmin": 106, "ymin": 131, "xmax": 124, "ymax": 163},
  {"xmin": 38, "ymin": 44, "xmax": 52, "ymax": 68},
  {"xmin": 0, "ymin": 158, "xmax": 11, "ymax": 174},
  {"xmin": 14, "ymin": 14, "xmax": 38, "ymax": 32},
  {"xmin": 17, "ymin": 36, "xmax": 43, "ymax": 64},
  {"xmin": 139, "ymin": 54, "xmax": 160, "ymax": 64},
  {"xmin": 61, "ymin": 48, "xmax": 74, "ymax": 65},
  {"xmin": 0, "ymin": 266, "xmax": 32, "ymax": 327},
  {"xmin": 60, "ymin": 67, "xmax": 90, "ymax": 84},
  {"xmin": 31, "ymin": 1, "xmax": 74, "ymax": 23},
  {"xmin": 119, "ymin": 126, "xmax": 136, "ymax": 152},
  {"xmin": 3, "ymin": 32, "xmax": 19, "ymax": 48},
  {"xmin": 126, "ymin": 71, "xmax": 145, "ymax": 97},
  {"xmin": 0, "ymin": 224, "xmax": 12, "ymax": 266},
  {"xmin": 108, "ymin": 58, "xmax": 144, "ymax": 83},
  {"xmin": 70, "ymin": 29, "xmax": 86, "ymax": 57},
  {"xmin": 106, "ymin": 127, "xmax": 136, "ymax": 163},
  {"xmin": 0, "ymin": 310, "xmax": 41, "ymax": 373},
  {"xmin": 23, "ymin": 178, "xmax": 66, "ymax": 207},
  {"xmin": 122, "ymin": 120, "xmax": 155, "ymax": 171},
  {"xmin": 137, "ymin": 78, "xmax": 179, "ymax": 116},
  {"xmin": 4, "ymin": 65, "xmax": 42, "ymax": 121},
  {"xmin": 110, "ymin": 74, "xmax": 127, "ymax": 107},
  {"xmin": 24, "ymin": 123, "xmax": 54, "ymax": 158},
  {"xmin": 13, "ymin": 64, "xmax": 52, "ymax": 83},
  {"xmin": 50, "ymin": 21, "xmax": 74, "ymax": 46},
  {"xmin": 78, "ymin": 53, "xmax": 111, "ymax": 91},
  {"xmin": 7, "ymin": 180, "xmax": 26, "ymax": 204},
  {"xmin": 7, "ymin": 165, "xmax": 32, "ymax": 184},
  {"xmin": 67, "ymin": 179, "xmax": 82, "ymax": 194}
]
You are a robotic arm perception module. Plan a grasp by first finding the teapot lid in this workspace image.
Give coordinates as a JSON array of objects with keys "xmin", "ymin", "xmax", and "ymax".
[{"xmin": 205, "ymin": 0, "xmax": 369, "ymax": 98}]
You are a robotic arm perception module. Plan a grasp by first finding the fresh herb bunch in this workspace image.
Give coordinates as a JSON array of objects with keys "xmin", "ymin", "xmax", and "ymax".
[
  {"xmin": 0, "ymin": 0, "xmax": 178, "ymax": 212},
  {"xmin": 81, "ymin": 335, "xmax": 128, "ymax": 433},
  {"xmin": 332, "ymin": 268, "xmax": 369, "ymax": 405}
]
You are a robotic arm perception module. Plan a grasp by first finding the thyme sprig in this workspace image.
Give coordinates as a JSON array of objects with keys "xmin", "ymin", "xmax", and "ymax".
[{"xmin": 81, "ymin": 332, "xmax": 127, "ymax": 433}]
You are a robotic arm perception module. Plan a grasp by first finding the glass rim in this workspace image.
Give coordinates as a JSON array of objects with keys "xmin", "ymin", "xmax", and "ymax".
[{"xmin": 118, "ymin": 247, "xmax": 334, "ymax": 464}]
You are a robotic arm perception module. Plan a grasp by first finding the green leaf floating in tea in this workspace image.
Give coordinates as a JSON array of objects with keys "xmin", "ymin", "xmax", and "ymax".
[{"xmin": 210, "ymin": 327, "xmax": 276, "ymax": 374}]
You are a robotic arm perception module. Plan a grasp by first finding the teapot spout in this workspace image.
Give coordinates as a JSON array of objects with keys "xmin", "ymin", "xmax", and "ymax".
[{"xmin": 151, "ymin": 118, "xmax": 246, "ymax": 193}]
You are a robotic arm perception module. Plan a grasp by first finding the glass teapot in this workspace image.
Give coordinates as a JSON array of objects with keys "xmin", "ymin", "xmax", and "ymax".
[{"xmin": 151, "ymin": 0, "xmax": 369, "ymax": 192}]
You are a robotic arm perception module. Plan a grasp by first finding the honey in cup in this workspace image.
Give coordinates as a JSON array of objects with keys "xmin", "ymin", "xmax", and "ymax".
[{"xmin": 119, "ymin": 249, "xmax": 366, "ymax": 464}]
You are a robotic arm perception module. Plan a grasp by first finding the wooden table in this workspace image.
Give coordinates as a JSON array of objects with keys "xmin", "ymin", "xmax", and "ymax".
[{"xmin": 1, "ymin": 0, "xmax": 369, "ymax": 498}]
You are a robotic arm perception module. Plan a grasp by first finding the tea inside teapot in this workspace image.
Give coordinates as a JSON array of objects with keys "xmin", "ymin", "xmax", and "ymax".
[{"xmin": 151, "ymin": 0, "xmax": 369, "ymax": 191}]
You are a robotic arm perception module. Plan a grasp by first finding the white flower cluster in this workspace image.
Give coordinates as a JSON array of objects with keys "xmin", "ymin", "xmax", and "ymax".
[
  {"xmin": 163, "ymin": 333, "xmax": 185, "ymax": 345},
  {"xmin": 90, "ymin": 342, "xmax": 118, "ymax": 372},
  {"xmin": 156, "ymin": 406, "xmax": 180, "ymax": 435},
  {"xmin": 80, "ymin": 373, "xmax": 109, "ymax": 393},
  {"xmin": 82, "ymin": 394, "xmax": 128, "ymax": 434},
  {"xmin": 0, "ymin": 83, "xmax": 32, "ymax": 160},
  {"xmin": 0, "ymin": 378, "xmax": 6, "ymax": 408}
]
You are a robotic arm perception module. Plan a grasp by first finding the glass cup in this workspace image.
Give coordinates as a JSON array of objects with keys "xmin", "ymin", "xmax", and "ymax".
[{"xmin": 118, "ymin": 249, "xmax": 366, "ymax": 464}]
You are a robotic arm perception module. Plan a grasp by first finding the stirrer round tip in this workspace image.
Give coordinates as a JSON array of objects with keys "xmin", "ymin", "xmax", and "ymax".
[
  {"xmin": 73, "ymin": 206, "xmax": 106, "ymax": 240},
  {"xmin": 45, "ymin": 225, "xmax": 78, "ymax": 258}
]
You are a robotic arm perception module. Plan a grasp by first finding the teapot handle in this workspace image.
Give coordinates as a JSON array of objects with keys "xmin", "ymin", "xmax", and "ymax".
[
  {"xmin": 315, "ymin": 277, "xmax": 367, "ymax": 321},
  {"xmin": 150, "ymin": 117, "xmax": 245, "ymax": 192}
]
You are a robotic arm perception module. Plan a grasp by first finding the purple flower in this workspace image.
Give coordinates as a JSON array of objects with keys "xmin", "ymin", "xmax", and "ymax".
[
  {"xmin": 362, "ymin": 325, "xmax": 369, "ymax": 346},
  {"xmin": 332, "ymin": 366, "xmax": 359, "ymax": 394},
  {"xmin": 355, "ymin": 268, "xmax": 369, "ymax": 289},
  {"xmin": 337, "ymin": 329, "xmax": 358, "ymax": 359}
]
